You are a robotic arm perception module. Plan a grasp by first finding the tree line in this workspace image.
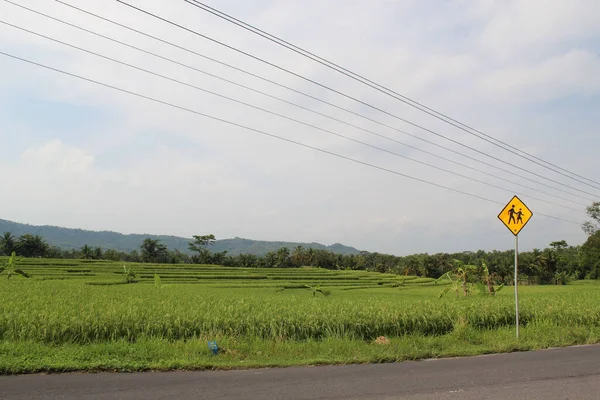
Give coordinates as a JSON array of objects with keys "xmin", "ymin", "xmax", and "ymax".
[{"xmin": 2, "ymin": 203, "xmax": 599, "ymax": 285}]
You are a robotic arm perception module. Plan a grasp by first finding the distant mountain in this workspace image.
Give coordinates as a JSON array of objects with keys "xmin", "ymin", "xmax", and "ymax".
[
  {"xmin": 0, "ymin": 219, "xmax": 361, "ymax": 256},
  {"xmin": 211, "ymin": 237, "xmax": 360, "ymax": 256}
]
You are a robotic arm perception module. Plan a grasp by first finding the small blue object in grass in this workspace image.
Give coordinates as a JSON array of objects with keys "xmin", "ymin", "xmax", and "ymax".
[{"xmin": 208, "ymin": 341, "xmax": 219, "ymax": 355}]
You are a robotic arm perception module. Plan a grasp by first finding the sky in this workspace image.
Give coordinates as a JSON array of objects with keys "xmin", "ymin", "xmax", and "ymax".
[{"xmin": 0, "ymin": 0, "xmax": 599, "ymax": 255}]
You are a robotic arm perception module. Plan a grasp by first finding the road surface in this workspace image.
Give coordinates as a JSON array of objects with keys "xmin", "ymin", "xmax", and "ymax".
[{"xmin": 2, "ymin": 345, "xmax": 600, "ymax": 399}]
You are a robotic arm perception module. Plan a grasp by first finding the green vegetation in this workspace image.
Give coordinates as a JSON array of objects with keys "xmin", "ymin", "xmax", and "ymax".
[
  {"xmin": 0, "ymin": 203, "xmax": 598, "ymax": 373},
  {"xmin": 0, "ymin": 252, "xmax": 30, "ymax": 280},
  {"xmin": 1, "ymin": 231, "xmax": 599, "ymax": 285},
  {"xmin": 1, "ymin": 202, "xmax": 599, "ymax": 284},
  {"xmin": 0, "ymin": 258, "xmax": 430, "ymax": 288},
  {"xmin": 3, "ymin": 323, "xmax": 600, "ymax": 374},
  {"xmin": 0, "ymin": 259, "xmax": 599, "ymax": 373}
]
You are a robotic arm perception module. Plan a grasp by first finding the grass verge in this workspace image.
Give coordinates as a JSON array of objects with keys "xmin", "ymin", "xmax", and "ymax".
[{"xmin": 2, "ymin": 322, "xmax": 599, "ymax": 374}]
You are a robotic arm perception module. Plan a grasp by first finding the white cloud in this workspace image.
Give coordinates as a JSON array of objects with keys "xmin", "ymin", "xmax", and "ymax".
[
  {"xmin": 0, "ymin": 0, "xmax": 596, "ymax": 254},
  {"xmin": 21, "ymin": 140, "xmax": 94, "ymax": 175},
  {"xmin": 477, "ymin": 0, "xmax": 600, "ymax": 59},
  {"xmin": 477, "ymin": 50, "xmax": 600, "ymax": 102}
]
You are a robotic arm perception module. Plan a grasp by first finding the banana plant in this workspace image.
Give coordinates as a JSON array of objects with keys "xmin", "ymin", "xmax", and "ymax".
[
  {"xmin": 452, "ymin": 260, "xmax": 478, "ymax": 297},
  {"xmin": 0, "ymin": 252, "xmax": 30, "ymax": 279},
  {"xmin": 311, "ymin": 284, "xmax": 331, "ymax": 297},
  {"xmin": 438, "ymin": 261, "xmax": 503, "ymax": 298},
  {"xmin": 154, "ymin": 273, "xmax": 163, "ymax": 289},
  {"xmin": 123, "ymin": 265, "xmax": 137, "ymax": 284},
  {"xmin": 481, "ymin": 262, "xmax": 505, "ymax": 295},
  {"xmin": 437, "ymin": 272, "xmax": 460, "ymax": 298}
]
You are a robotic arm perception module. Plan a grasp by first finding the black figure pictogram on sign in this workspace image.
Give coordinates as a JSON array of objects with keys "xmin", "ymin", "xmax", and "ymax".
[{"xmin": 498, "ymin": 196, "xmax": 533, "ymax": 235}]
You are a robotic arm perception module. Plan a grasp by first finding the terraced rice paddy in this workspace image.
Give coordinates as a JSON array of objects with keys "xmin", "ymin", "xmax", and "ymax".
[{"xmin": 12, "ymin": 258, "xmax": 437, "ymax": 289}]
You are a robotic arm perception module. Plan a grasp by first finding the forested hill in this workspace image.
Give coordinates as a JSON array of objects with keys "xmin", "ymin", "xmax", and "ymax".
[
  {"xmin": 0, "ymin": 219, "xmax": 361, "ymax": 256},
  {"xmin": 210, "ymin": 238, "xmax": 359, "ymax": 256}
]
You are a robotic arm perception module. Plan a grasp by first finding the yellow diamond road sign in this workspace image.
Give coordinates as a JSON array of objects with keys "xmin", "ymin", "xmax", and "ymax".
[{"xmin": 498, "ymin": 195, "xmax": 533, "ymax": 236}]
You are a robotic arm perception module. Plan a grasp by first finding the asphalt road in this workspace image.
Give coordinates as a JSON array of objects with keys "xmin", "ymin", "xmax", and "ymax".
[{"xmin": 2, "ymin": 345, "xmax": 600, "ymax": 400}]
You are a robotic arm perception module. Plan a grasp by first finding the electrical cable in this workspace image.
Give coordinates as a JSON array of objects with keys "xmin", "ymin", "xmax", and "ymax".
[
  {"xmin": 0, "ymin": 19, "xmax": 586, "ymax": 215},
  {"xmin": 0, "ymin": 50, "xmax": 583, "ymax": 225},
  {"xmin": 114, "ymin": 0, "xmax": 600, "ymax": 197},
  {"xmin": 185, "ymin": 0, "xmax": 600, "ymax": 189},
  {"xmin": 117, "ymin": 0, "xmax": 600, "ymax": 196},
  {"xmin": 51, "ymin": 0, "xmax": 598, "ymax": 202},
  {"xmin": 1, "ymin": 1, "xmax": 592, "ymax": 208}
]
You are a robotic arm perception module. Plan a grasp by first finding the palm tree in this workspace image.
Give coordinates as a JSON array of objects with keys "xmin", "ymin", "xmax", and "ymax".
[
  {"xmin": 211, "ymin": 251, "xmax": 228, "ymax": 266},
  {"xmin": 534, "ymin": 249, "xmax": 559, "ymax": 284},
  {"xmin": 140, "ymin": 239, "xmax": 168, "ymax": 263},
  {"xmin": 263, "ymin": 251, "xmax": 277, "ymax": 268},
  {"xmin": 276, "ymin": 247, "xmax": 291, "ymax": 268},
  {"xmin": 0, "ymin": 232, "xmax": 17, "ymax": 255},
  {"xmin": 238, "ymin": 253, "xmax": 258, "ymax": 268},
  {"xmin": 80, "ymin": 245, "xmax": 93, "ymax": 259},
  {"xmin": 291, "ymin": 246, "xmax": 306, "ymax": 267},
  {"xmin": 93, "ymin": 247, "xmax": 104, "ymax": 260},
  {"xmin": 306, "ymin": 248, "xmax": 317, "ymax": 267},
  {"xmin": 17, "ymin": 234, "xmax": 48, "ymax": 258}
]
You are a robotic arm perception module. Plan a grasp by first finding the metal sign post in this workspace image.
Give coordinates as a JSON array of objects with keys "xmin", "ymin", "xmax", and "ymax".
[
  {"xmin": 498, "ymin": 195, "xmax": 532, "ymax": 340},
  {"xmin": 514, "ymin": 234, "xmax": 519, "ymax": 339}
]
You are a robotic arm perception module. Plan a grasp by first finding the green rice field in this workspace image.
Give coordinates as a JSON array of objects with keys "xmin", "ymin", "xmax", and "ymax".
[
  {"xmin": 1, "ymin": 257, "xmax": 600, "ymax": 373},
  {"xmin": 6, "ymin": 257, "xmax": 437, "ymax": 288}
]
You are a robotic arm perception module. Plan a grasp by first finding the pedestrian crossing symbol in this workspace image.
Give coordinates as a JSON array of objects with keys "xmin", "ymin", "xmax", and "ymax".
[{"xmin": 498, "ymin": 195, "xmax": 533, "ymax": 236}]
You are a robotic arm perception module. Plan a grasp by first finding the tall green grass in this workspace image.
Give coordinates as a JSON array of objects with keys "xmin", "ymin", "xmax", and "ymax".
[{"xmin": 1, "ymin": 280, "xmax": 598, "ymax": 344}]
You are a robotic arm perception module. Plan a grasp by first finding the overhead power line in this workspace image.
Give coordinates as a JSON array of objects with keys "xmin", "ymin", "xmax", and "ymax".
[
  {"xmin": 0, "ymin": 19, "xmax": 586, "ymax": 215},
  {"xmin": 0, "ymin": 50, "xmax": 582, "ymax": 226},
  {"xmin": 51, "ymin": 0, "xmax": 598, "ymax": 203},
  {"xmin": 184, "ymin": 0, "xmax": 600, "ymax": 189},
  {"xmin": 113, "ymin": 0, "xmax": 600, "ymax": 198},
  {"xmin": 2, "ymin": 1, "xmax": 591, "ymax": 209},
  {"xmin": 116, "ymin": 0, "xmax": 600, "ymax": 196}
]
